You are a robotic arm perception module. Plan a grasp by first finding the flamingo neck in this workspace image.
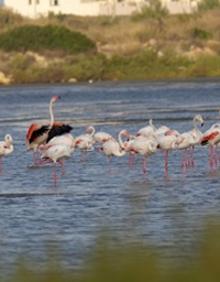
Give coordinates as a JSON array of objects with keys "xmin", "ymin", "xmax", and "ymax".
[
  {"xmin": 118, "ymin": 131, "xmax": 126, "ymax": 149},
  {"xmin": 149, "ymin": 119, "xmax": 156, "ymax": 131},
  {"xmin": 89, "ymin": 126, "xmax": 95, "ymax": 137},
  {"xmin": 193, "ymin": 119, "xmax": 200, "ymax": 134},
  {"xmin": 49, "ymin": 100, "xmax": 55, "ymax": 127}
]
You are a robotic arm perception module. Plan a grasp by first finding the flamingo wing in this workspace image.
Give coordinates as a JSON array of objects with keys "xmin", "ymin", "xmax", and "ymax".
[
  {"xmin": 46, "ymin": 124, "xmax": 73, "ymax": 143},
  {"xmin": 28, "ymin": 125, "xmax": 50, "ymax": 144},
  {"xmin": 201, "ymin": 131, "xmax": 220, "ymax": 145}
]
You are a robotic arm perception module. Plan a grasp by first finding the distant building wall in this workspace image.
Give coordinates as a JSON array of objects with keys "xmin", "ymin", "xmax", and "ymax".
[
  {"xmin": 161, "ymin": 0, "xmax": 200, "ymax": 14},
  {"xmin": 3, "ymin": 0, "xmax": 203, "ymax": 18}
]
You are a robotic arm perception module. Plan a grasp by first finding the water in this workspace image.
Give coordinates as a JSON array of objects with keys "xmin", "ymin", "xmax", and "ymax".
[{"xmin": 0, "ymin": 80, "xmax": 220, "ymax": 275}]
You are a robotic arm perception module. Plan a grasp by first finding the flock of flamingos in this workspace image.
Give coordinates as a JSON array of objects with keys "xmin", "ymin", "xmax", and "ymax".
[{"xmin": 0, "ymin": 95, "xmax": 220, "ymax": 184}]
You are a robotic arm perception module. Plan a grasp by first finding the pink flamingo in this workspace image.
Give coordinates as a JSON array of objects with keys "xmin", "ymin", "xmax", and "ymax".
[
  {"xmin": 201, "ymin": 123, "xmax": 220, "ymax": 170},
  {"xmin": 26, "ymin": 96, "xmax": 72, "ymax": 164}
]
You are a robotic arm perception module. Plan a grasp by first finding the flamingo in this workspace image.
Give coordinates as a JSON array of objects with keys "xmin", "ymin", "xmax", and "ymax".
[
  {"xmin": 201, "ymin": 123, "xmax": 220, "ymax": 170},
  {"xmin": 128, "ymin": 135, "xmax": 158, "ymax": 174},
  {"xmin": 94, "ymin": 131, "xmax": 113, "ymax": 143},
  {"xmin": 0, "ymin": 134, "xmax": 14, "ymax": 173},
  {"xmin": 75, "ymin": 126, "xmax": 95, "ymax": 152},
  {"xmin": 177, "ymin": 114, "xmax": 204, "ymax": 169},
  {"xmin": 39, "ymin": 133, "xmax": 75, "ymax": 168},
  {"xmin": 26, "ymin": 96, "xmax": 72, "ymax": 163},
  {"xmin": 100, "ymin": 130, "xmax": 128, "ymax": 162},
  {"xmin": 136, "ymin": 119, "xmax": 156, "ymax": 138},
  {"xmin": 39, "ymin": 143, "xmax": 73, "ymax": 186},
  {"xmin": 156, "ymin": 129, "xmax": 180, "ymax": 177}
]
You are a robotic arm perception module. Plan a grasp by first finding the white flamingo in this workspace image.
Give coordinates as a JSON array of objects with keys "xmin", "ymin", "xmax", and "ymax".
[
  {"xmin": 39, "ymin": 142, "xmax": 73, "ymax": 186},
  {"xmin": 136, "ymin": 119, "xmax": 156, "ymax": 138},
  {"xmin": 0, "ymin": 134, "xmax": 14, "ymax": 173},
  {"xmin": 128, "ymin": 135, "xmax": 157, "ymax": 174},
  {"xmin": 94, "ymin": 131, "xmax": 113, "ymax": 143},
  {"xmin": 100, "ymin": 130, "xmax": 128, "ymax": 161},
  {"xmin": 157, "ymin": 129, "xmax": 180, "ymax": 177},
  {"xmin": 75, "ymin": 125, "xmax": 95, "ymax": 152},
  {"xmin": 177, "ymin": 114, "xmax": 204, "ymax": 169}
]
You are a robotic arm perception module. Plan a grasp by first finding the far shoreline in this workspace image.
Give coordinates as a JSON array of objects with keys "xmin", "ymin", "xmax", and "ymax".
[{"xmin": 1, "ymin": 76, "xmax": 220, "ymax": 88}]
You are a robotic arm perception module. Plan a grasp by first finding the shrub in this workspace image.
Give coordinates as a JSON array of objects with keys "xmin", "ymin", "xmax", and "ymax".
[
  {"xmin": 0, "ymin": 25, "xmax": 96, "ymax": 54},
  {"xmin": 192, "ymin": 27, "xmax": 212, "ymax": 40},
  {"xmin": 198, "ymin": 0, "xmax": 220, "ymax": 11},
  {"xmin": 132, "ymin": 0, "xmax": 168, "ymax": 21},
  {"xmin": 0, "ymin": 8, "xmax": 23, "ymax": 28}
]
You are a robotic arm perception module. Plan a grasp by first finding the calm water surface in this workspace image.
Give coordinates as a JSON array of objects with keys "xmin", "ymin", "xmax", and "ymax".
[{"xmin": 0, "ymin": 81, "xmax": 220, "ymax": 275}]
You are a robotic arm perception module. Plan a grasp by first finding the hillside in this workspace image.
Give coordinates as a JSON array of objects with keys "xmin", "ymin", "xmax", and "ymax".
[{"xmin": 0, "ymin": 6, "xmax": 220, "ymax": 84}]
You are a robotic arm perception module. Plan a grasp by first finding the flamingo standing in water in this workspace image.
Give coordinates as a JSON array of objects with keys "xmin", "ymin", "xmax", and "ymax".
[
  {"xmin": 39, "ymin": 142, "xmax": 73, "ymax": 186},
  {"xmin": 0, "ymin": 134, "xmax": 14, "ymax": 173},
  {"xmin": 39, "ymin": 132, "xmax": 75, "ymax": 185},
  {"xmin": 26, "ymin": 96, "xmax": 72, "ymax": 164},
  {"xmin": 100, "ymin": 130, "xmax": 128, "ymax": 163},
  {"xmin": 177, "ymin": 114, "xmax": 204, "ymax": 169},
  {"xmin": 127, "ymin": 135, "xmax": 158, "ymax": 174},
  {"xmin": 201, "ymin": 122, "xmax": 220, "ymax": 170},
  {"xmin": 75, "ymin": 126, "xmax": 96, "ymax": 152},
  {"xmin": 156, "ymin": 128, "xmax": 180, "ymax": 177}
]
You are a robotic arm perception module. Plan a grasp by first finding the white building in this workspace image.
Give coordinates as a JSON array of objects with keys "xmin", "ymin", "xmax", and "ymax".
[
  {"xmin": 161, "ymin": 0, "xmax": 200, "ymax": 14},
  {"xmin": 3, "ymin": 0, "xmax": 202, "ymax": 18}
]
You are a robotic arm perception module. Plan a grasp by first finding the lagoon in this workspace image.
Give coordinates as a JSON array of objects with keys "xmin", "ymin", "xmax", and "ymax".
[{"xmin": 0, "ymin": 80, "xmax": 220, "ymax": 276}]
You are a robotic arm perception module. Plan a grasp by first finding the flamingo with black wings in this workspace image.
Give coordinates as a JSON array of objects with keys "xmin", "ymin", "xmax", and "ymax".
[{"xmin": 26, "ymin": 96, "xmax": 73, "ymax": 163}]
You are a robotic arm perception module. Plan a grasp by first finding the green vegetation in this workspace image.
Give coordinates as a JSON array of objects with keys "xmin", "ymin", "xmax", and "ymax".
[
  {"xmin": 198, "ymin": 0, "xmax": 220, "ymax": 11},
  {"xmin": 0, "ymin": 25, "xmax": 96, "ymax": 54},
  {"xmin": 4, "ymin": 223, "xmax": 220, "ymax": 282},
  {"xmin": 0, "ymin": 7, "xmax": 220, "ymax": 83},
  {"xmin": 191, "ymin": 28, "xmax": 212, "ymax": 40}
]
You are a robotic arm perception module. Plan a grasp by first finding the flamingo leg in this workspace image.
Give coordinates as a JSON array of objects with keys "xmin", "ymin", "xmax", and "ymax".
[
  {"xmin": 58, "ymin": 159, "xmax": 65, "ymax": 176},
  {"xmin": 186, "ymin": 148, "xmax": 191, "ymax": 168},
  {"xmin": 0, "ymin": 158, "xmax": 3, "ymax": 175},
  {"xmin": 33, "ymin": 151, "xmax": 40, "ymax": 165},
  {"xmin": 52, "ymin": 162, "xmax": 58, "ymax": 187},
  {"xmin": 164, "ymin": 150, "xmax": 169, "ymax": 178},
  {"xmin": 213, "ymin": 146, "xmax": 218, "ymax": 169},
  {"xmin": 142, "ymin": 157, "xmax": 147, "ymax": 175},
  {"xmin": 190, "ymin": 146, "xmax": 195, "ymax": 167},
  {"xmin": 80, "ymin": 151, "xmax": 86, "ymax": 163},
  {"xmin": 181, "ymin": 149, "xmax": 187, "ymax": 172},
  {"xmin": 107, "ymin": 156, "xmax": 112, "ymax": 174},
  {"xmin": 128, "ymin": 153, "xmax": 135, "ymax": 169},
  {"xmin": 209, "ymin": 145, "xmax": 218, "ymax": 171}
]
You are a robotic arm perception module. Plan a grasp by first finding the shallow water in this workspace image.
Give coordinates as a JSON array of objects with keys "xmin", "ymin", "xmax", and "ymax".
[{"xmin": 0, "ymin": 80, "xmax": 220, "ymax": 275}]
